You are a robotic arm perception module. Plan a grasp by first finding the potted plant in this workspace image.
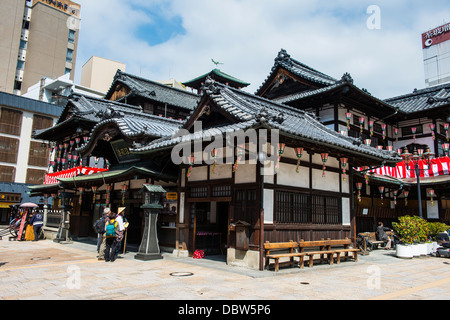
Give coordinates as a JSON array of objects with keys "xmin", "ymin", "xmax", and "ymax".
[
  {"xmin": 428, "ymin": 222, "xmax": 450, "ymax": 253},
  {"xmin": 393, "ymin": 215, "xmax": 429, "ymax": 258},
  {"xmin": 393, "ymin": 216, "xmax": 415, "ymax": 259},
  {"xmin": 415, "ymin": 217, "xmax": 429, "ymax": 256}
]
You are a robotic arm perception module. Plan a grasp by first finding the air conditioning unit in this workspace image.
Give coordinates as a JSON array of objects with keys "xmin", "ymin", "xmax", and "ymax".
[
  {"xmin": 23, "ymin": 7, "xmax": 32, "ymax": 21},
  {"xmin": 20, "ymin": 29, "xmax": 29, "ymax": 41},
  {"xmin": 15, "ymin": 70, "xmax": 24, "ymax": 81},
  {"xmin": 18, "ymin": 49, "xmax": 27, "ymax": 61}
]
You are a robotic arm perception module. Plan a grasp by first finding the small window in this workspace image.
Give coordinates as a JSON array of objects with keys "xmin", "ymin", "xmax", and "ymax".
[
  {"xmin": 66, "ymin": 49, "xmax": 73, "ymax": 62},
  {"xmin": 68, "ymin": 30, "xmax": 76, "ymax": 43},
  {"xmin": 16, "ymin": 60, "xmax": 25, "ymax": 70}
]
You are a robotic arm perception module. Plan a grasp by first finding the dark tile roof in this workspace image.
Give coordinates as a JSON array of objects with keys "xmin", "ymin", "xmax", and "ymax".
[
  {"xmin": 385, "ymin": 83, "xmax": 450, "ymax": 114},
  {"xmin": 255, "ymin": 49, "xmax": 338, "ymax": 95},
  {"xmin": 133, "ymin": 79, "xmax": 400, "ymax": 166},
  {"xmin": 105, "ymin": 70, "xmax": 200, "ymax": 110}
]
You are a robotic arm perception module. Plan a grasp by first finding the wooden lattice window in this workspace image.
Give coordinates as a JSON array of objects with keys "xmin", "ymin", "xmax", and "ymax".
[
  {"xmin": 32, "ymin": 114, "xmax": 53, "ymax": 133},
  {"xmin": 25, "ymin": 169, "xmax": 46, "ymax": 184},
  {"xmin": 0, "ymin": 108, "xmax": 22, "ymax": 136},
  {"xmin": 0, "ymin": 136, "xmax": 19, "ymax": 163},
  {"xmin": 28, "ymin": 141, "xmax": 49, "ymax": 167},
  {"xmin": 0, "ymin": 165, "xmax": 15, "ymax": 182}
]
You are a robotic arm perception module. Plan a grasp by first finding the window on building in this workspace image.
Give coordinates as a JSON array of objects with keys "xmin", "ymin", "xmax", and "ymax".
[
  {"xmin": 274, "ymin": 191, "xmax": 341, "ymax": 225},
  {"xmin": 66, "ymin": 49, "xmax": 73, "ymax": 62},
  {"xmin": 16, "ymin": 60, "xmax": 25, "ymax": 70},
  {"xmin": 402, "ymin": 125, "xmax": 423, "ymax": 137},
  {"xmin": 28, "ymin": 141, "xmax": 48, "ymax": 167},
  {"xmin": 233, "ymin": 188, "xmax": 257, "ymax": 225},
  {"xmin": 275, "ymin": 191, "xmax": 308, "ymax": 224},
  {"xmin": 25, "ymin": 169, "xmax": 46, "ymax": 184},
  {"xmin": 32, "ymin": 114, "xmax": 53, "ymax": 133},
  {"xmin": 0, "ymin": 166, "xmax": 16, "ymax": 183},
  {"xmin": 0, "ymin": 108, "xmax": 22, "ymax": 136},
  {"xmin": 0, "ymin": 137, "xmax": 19, "ymax": 164},
  {"xmin": 19, "ymin": 40, "xmax": 27, "ymax": 49},
  {"xmin": 68, "ymin": 30, "xmax": 76, "ymax": 43},
  {"xmin": 65, "ymin": 68, "xmax": 71, "ymax": 75}
]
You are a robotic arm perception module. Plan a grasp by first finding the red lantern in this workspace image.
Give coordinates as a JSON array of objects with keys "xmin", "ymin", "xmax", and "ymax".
[
  {"xmin": 105, "ymin": 185, "xmax": 112, "ymax": 205},
  {"xmin": 78, "ymin": 187, "xmax": 84, "ymax": 205},
  {"xmin": 378, "ymin": 186, "xmax": 385, "ymax": 200},
  {"xmin": 404, "ymin": 190, "xmax": 409, "ymax": 206},
  {"xmin": 321, "ymin": 153, "xmax": 328, "ymax": 177},
  {"xmin": 295, "ymin": 147, "xmax": 304, "ymax": 173},
  {"xmin": 356, "ymin": 182, "xmax": 363, "ymax": 203},
  {"xmin": 91, "ymin": 185, "xmax": 98, "ymax": 203},
  {"xmin": 340, "ymin": 158, "xmax": 348, "ymax": 181}
]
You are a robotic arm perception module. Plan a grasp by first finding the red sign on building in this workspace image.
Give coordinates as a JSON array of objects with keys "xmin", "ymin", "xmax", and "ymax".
[{"xmin": 422, "ymin": 23, "xmax": 450, "ymax": 49}]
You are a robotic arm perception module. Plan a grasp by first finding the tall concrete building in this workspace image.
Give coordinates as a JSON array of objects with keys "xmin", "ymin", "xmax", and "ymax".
[
  {"xmin": 422, "ymin": 22, "xmax": 450, "ymax": 87},
  {"xmin": 0, "ymin": 0, "xmax": 81, "ymax": 95},
  {"xmin": 81, "ymin": 56, "xmax": 126, "ymax": 94}
]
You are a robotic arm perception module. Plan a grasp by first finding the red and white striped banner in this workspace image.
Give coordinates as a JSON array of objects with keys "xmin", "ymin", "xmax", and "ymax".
[
  {"xmin": 44, "ymin": 166, "xmax": 108, "ymax": 184},
  {"xmin": 356, "ymin": 157, "xmax": 450, "ymax": 179}
]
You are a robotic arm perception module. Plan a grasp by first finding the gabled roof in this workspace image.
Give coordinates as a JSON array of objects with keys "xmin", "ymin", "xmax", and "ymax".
[
  {"xmin": 385, "ymin": 83, "xmax": 450, "ymax": 114},
  {"xmin": 132, "ymin": 78, "xmax": 400, "ymax": 167},
  {"xmin": 105, "ymin": 70, "xmax": 199, "ymax": 110},
  {"xmin": 75, "ymin": 101, "xmax": 183, "ymax": 156},
  {"xmin": 255, "ymin": 49, "xmax": 338, "ymax": 97},
  {"xmin": 33, "ymin": 94, "xmax": 143, "ymax": 140},
  {"xmin": 183, "ymin": 68, "xmax": 250, "ymax": 90}
]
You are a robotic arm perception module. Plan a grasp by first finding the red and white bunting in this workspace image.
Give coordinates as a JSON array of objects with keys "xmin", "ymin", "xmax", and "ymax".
[
  {"xmin": 44, "ymin": 166, "xmax": 108, "ymax": 184},
  {"xmin": 356, "ymin": 157, "xmax": 450, "ymax": 179}
]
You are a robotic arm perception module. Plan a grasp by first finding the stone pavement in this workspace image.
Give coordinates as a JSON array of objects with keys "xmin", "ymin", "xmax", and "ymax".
[{"xmin": 0, "ymin": 236, "xmax": 449, "ymax": 301}]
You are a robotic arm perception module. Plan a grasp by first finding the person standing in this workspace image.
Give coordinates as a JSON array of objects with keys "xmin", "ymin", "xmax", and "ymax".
[
  {"xmin": 29, "ymin": 210, "xmax": 44, "ymax": 241},
  {"xmin": 115, "ymin": 207, "xmax": 126, "ymax": 256},
  {"xmin": 95, "ymin": 208, "xmax": 110, "ymax": 260},
  {"xmin": 104, "ymin": 211, "xmax": 118, "ymax": 262}
]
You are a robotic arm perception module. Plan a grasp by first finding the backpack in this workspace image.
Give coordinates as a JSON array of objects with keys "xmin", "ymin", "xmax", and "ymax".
[
  {"xmin": 93, "ymin": 217, "xmax": 105, "ymax": 234},
  {"xmin": 105, "ymin": 219, "xmax": 117, "ymax": 238}
]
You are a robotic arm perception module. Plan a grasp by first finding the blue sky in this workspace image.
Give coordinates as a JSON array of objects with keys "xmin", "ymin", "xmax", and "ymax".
[{"xmin": 74, "ymin": 0, "xmax": 450, "ymax": 99}]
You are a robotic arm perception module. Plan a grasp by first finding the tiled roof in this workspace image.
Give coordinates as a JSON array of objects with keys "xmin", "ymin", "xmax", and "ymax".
[
  {"xmin": 183, "ymin": 68, "xmax": 250, "ymax": 89},
  {"xmin": 106, "ymin": 70, "xmax": 199, "ymax": 110},
  {"xmin": 255, "ymin": 49, "xmax": 338, "ymax": 95},
  {"xmin": 385, "ymin": 83, "xmax": 450, "ymax": 114},
  {"xmin": 133, "ymin": 79, "xmax": 400, "ymax": 166}
]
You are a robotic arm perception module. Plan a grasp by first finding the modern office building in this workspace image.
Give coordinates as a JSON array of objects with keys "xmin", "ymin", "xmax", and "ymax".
[
  {"xmin": 0, "ymin": 91, "xmax": 63, "ymax": 222},
  {"xmin": 423, "ymin": 22, "xmax": 450, "ymax": 87},
  {"xmin": 0, "ymin": 0, "xmax": 81, "ymax": 95}
]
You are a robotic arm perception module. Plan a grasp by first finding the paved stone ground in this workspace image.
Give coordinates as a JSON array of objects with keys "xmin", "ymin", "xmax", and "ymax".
[{"xmin": 0, "ymin": 235, "xmax": 449, "ymax": 301}]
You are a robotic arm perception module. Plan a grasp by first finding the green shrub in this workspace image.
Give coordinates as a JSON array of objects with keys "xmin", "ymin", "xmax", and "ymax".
[
  {"xmin": 428, "ymin": 222, "xmax": 450, "ymax": 240},
  {"xmin": 393, "ymin": 215, "xmax": 429, "ymax": 244}
]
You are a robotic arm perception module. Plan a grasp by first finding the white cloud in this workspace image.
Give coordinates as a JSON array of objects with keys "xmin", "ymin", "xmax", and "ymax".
[{"xmin": 74, "ymin": 0, "xmax": 450, "ymax": 100}]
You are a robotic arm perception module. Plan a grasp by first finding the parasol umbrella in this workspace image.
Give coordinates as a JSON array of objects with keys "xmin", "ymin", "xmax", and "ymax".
[{"xmin": 19, "ymin": 202, "xmax": 38, "ymax": 208}]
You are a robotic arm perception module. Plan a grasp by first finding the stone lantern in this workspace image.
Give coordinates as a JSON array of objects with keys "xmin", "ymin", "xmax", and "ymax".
[{"xmin": 135, "ymin": 184, "xmax": 166, "ymax": 261}]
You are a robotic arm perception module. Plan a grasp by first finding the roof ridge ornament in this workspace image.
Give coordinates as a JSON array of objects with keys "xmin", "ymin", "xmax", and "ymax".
[
  {"xmin": 274, "ymin": 49, "xmax": 292, "ymax": 67},
  {"xmin": 201, "ymin": 76, "xmax": 221, "ymax": 95},
  {"xmin": 341, "ymin": 72, "xmax": 353, "ymax": 84}
]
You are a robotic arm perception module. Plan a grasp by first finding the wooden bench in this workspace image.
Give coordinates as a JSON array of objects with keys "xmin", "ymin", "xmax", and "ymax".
[
  {"xmin": 298, "ymin": 238, "xmax": 359, "ymax": 268},
  {"xmin": 360, "ymin": 232, "xmax": 393, "ymax": 251},
  {"xmin": 264, "ymin": 241, "xmax": 304, "ymax": 272}
]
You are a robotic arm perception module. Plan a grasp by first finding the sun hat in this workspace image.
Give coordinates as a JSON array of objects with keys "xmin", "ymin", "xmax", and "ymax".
[{"xmin": 117, "ymin": 207, "xmax": 126, "ymax": 215}]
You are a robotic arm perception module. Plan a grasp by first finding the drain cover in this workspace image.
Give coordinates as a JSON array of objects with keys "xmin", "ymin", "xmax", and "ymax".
[
  {"xmin": 30, "ymin": 257, "xmax": 51, "ymax": 261},
  {"xmin": 169, "ymin": 272, "xmax": 194, "ymax": 277}
]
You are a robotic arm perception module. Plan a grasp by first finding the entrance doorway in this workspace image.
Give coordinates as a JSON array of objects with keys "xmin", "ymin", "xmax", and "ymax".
[{"xmin": 189, "ymin": 201, "xmax": 229, "ymax": 256}]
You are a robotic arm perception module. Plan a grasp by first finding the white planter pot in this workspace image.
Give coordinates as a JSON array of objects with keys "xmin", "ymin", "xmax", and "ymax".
[
  {"xmin": 411, "ymin": 244, "xmax": 420, "ymax": 257},
  {"xmin": 426, "ymin": 242, "xmax": 433, "ymax": 255},
  {"xmin": 432, "ymin": 241, "xmax": 439, "ymax": 252},
  {"xmin": 396, "ymin": 244, "xmax": 413, "ymax": 259},
  {"xmin": 418, "ymin": 243, "xmax": 428, "ymax": 256}
]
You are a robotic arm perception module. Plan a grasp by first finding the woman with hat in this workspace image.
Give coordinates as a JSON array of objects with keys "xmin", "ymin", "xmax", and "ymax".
[{"xmin": 115, "ymin": 207, "xmax": 126, "ymax": 255}]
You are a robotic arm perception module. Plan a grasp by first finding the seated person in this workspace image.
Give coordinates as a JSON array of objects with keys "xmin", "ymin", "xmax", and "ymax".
[{"xmin": 376, "ymin": 222, "xmax": 393, "ymax": 250}]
